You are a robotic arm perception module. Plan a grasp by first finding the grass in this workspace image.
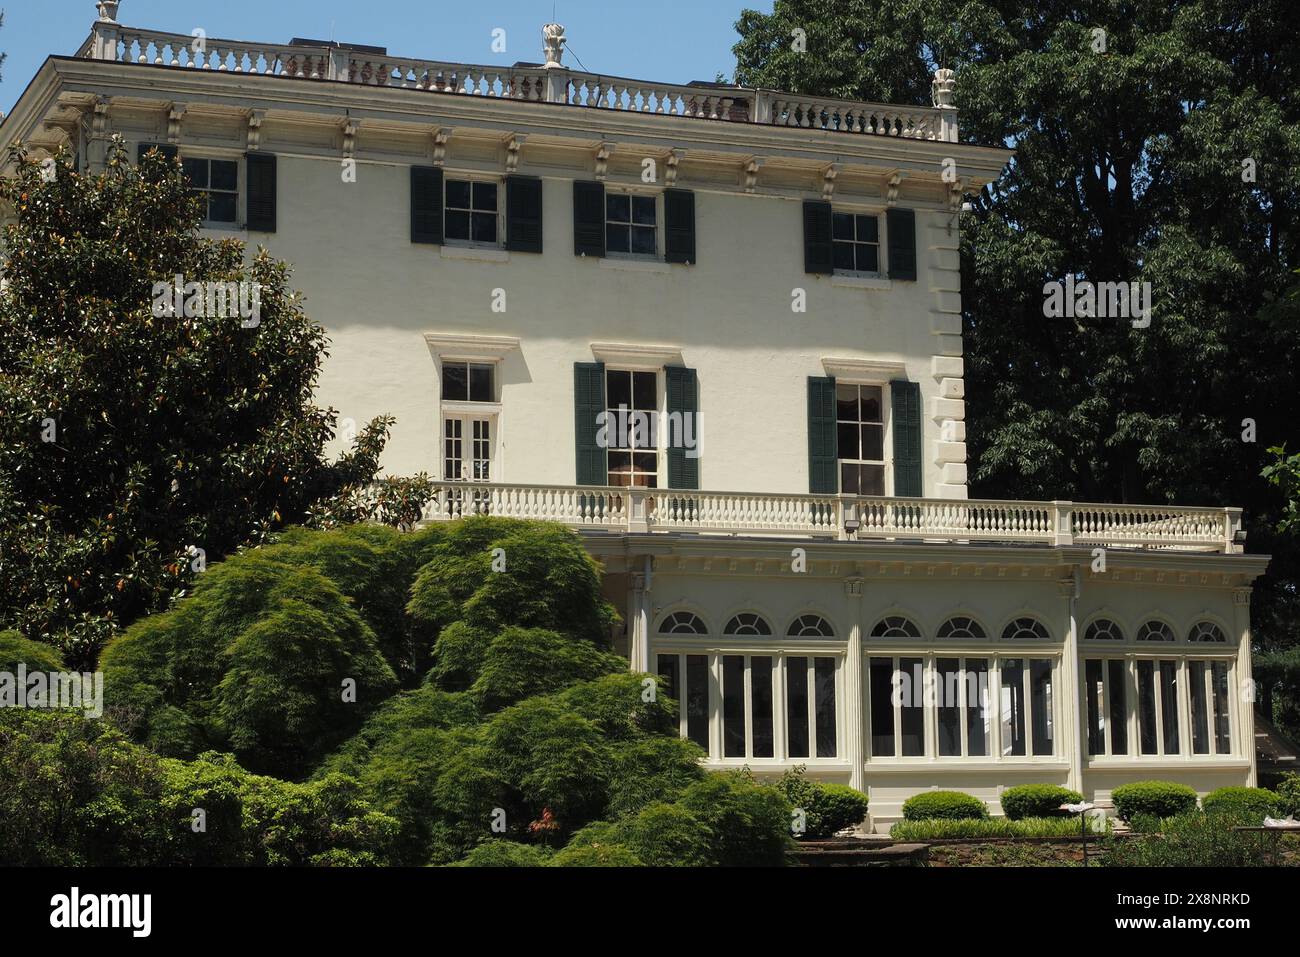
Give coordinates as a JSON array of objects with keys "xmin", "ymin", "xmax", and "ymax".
[{"xmin": 890, "ymin": 815, "xmax": 1110, "ymax": 841}]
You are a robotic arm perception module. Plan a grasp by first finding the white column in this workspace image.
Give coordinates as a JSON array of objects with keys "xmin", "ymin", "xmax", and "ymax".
[
  {"xmin": 1058, "ymin": 572, "xmax": 1083, "ymax": 792},
  {"xmin": 1233, "ymin": 587, "xmax": 1257, "ymax": 785},
  {"xmin": 844, "ymin": 577, "xmax": 865, "ymax": 791},
  {"xmin": 627, "ymin": 570, "xmax": 650, "ymax": 673}
]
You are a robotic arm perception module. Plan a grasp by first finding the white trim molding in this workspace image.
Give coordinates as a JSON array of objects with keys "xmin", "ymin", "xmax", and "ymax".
[
  {"xmin": 424, "ymin": 332, "xmax": 521, "ymax": 361},
  {"xmin": 590, "ymin": 340, "xmax": 684, "ymax": 367},
  {"xmin": 821, "ymin": 356, "xmax": 908, "ymax": 380}
]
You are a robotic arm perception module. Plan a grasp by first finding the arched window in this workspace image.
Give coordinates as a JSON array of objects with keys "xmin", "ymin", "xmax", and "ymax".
[
  {"xmin": 936, "ymin": 616, "xmax": 986, "ymax": 640},
  {"xmin": 658, "ymin": 611, "xmax": 707, "ymax": 635},
  {"xmin": 723, "ymin": 612, "xmax": 772, "ymax": 636},
  {"xmin": 869, "ymin": 616, "xmax": 921, "ymax": 639},
  {"xmin": 1188, "ymin": 621, "xmax": 1227, "ymax": 643},
  {"xmin": 1084, "ymin": 618, "xmax": 1124, "ymax": 641},
  {"xmin": 1001, "ymin": 617, "xmax": 1050, "ymax": 641},
  {"xmin": 787, "ymin": 614, "xmax": 835, "ymax": 638},
  {"xmin": 1135, "ymin": 620, "xmax": 1175, "ymax": 642}
]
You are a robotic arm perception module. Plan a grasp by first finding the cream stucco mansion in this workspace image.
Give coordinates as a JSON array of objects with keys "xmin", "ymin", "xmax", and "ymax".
[{"xmin": 2, "ymin": 2, "xmax": 1271, "ymax": 830}]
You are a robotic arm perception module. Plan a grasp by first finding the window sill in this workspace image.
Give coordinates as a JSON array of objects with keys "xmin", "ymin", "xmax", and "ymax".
[
  {"xmin": 441, "ymin": 245, "xmax": 509, "ymax": 263},
  {"xmin": 865, "ymin": 759, "xmax": 1070, "ymax": 771},
  {"xmin": 1085, "ymin": 757, "xmax": 1250, "ymax": 771},
  {"xmin": 600, "ymin": 257, "xmax": 670, "ymax": 274},
  {"xmin": 441, "ymin": 401, "xmax": 501, "ymax": 415},
  {"xmin": 832, "ymin": 274, "xmax": 893, "ymax": 291}
]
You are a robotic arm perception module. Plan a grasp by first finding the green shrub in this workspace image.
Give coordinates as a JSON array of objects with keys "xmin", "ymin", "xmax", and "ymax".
[
  {"xmin": 550, "ymin": 843, "xmax": 644, "ymax": 866},
  {"xmin": 1110, "ymin": 781, "xmax": 1199, "ymax": 821},
  {"xmin": 1104, "ymin": 811, "xmax": 1274, "ymax": 867},
  {"xmin": 999, "ymin": 784, "xmax": 1084, "ymax": 820},
  {"xmin": 902, "ymin": 790, "xmax": 989, "ymax": 821},
  {"xmin": 890, "ymin": 816, "xmax": 1109, "ymax": 840},
  {"xmin": 1273, "ymin": 772, "xmax": 1300, "ymax": 818},
  {"xmin": 0, "ymin": 630, "xmax": 66, "ymax": 672},
  {"xmin": 470, "ymin": 626, "xmax": 626, "ymax": 712},
  {"xmin": 775, "ymin": 767, "xmax": 868, "ymax": 838},
  {"xmin": 1201, "ymin": 786, "xmax": 1281, "ymax": 822},
  {"xmin": 619, "ymin": 802, "xmax": 714, "ymax": 866},
  {"xmin": 454, "ymin": 840, "xmax": 553, "ymax": 867},
  {"xmin": 677, "ymin": 772, "xmax": 793, "ymax": 866}
]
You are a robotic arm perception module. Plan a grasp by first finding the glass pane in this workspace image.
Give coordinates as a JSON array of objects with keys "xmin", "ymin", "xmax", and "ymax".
[
  {"xmin": 686, "ymin": 655, "xmax": 709, "ymax": 750},
  {"xmin": 631, "ymin": 226, "xmax": 656, "ymax": 254},
  {"xmin": 182, "ymin": 157, "xmax": 208, "ymax": 187},
  {"xmin": 856, "ymin": 215, "xmax": 878, "ymax": 242},
  {"xmin": 606, "ymin": 369, "xmax": 631, "ymax": 409},
  {"xmin": 899, "ymin": 657, "xmax": 924, "ymax": 756},
  {"xmin": 1085, "ymin": 659, "xmax": 1104, "ymax": 755},
  {"xmin": 446, "ymin": 179, "xmax": 472, "ymax": 209},
  {"xmin": 787, "ymin": 656, "xmax": 810, "ymax": 759},
  {"xmin": 473, "ymin": 180, "xmax": 497, "ymax": 210},
  {"xmin": 966, "ymin": 659, "xmax": 989, "ymax": 756},
  {"xmin": 442, "ymin": 363, "xmax": 468, "ymax": 400},
  {"xmin": 1031, "ymin": 658, "xmax": 1054, "ymax": 756},
  {"xmin": 860, "ymin": 386, "xmax": 882, "ymax": 421},
  {"xmin": 657, "ymin": 654, "xmax": 679, "ymax": 704},
  {"xmin": 837, "ymin": 422, "xmax": 859, "ymax": 459},
  {"xmin": 861, "ymin": 423, "xmax": 883, "ymax": 461},
  {"xmin": 210, "ymin": 160, "xmax": 238, "ymax": 191},
  {"xmin": 632, "ymin": 451, "xmax": 657, "ymax": 473},
  {"xmin": 1137, "ymin": 660, "xmax": 1158, "ymax": 755},
  {"xmin": 469, "ymin": 364, "xmax": 493, "ymax": 402},
  {"xmin": 752, "ymin": 657, "xmax": 774, "ymax": 758},
  {"xmin": 937, "ymin": 657, "xmax": 961, "ymax": 756},
  {"xmin": 632, "ymin": 371, "xmax": 656, "ymax": 410},
  {"xmin": 832, "ymin": 212, "xmax": 854, "ymax": 240},
  {"xmin": 1190, "ymin": 661, "xmax": 1209, "ymax": 754},
  {"xmin": 471, "ymin": 212, "xmax": 497, "ymax": 244},
  {"xmin": 1107, "ymin": 659, "xmax": 1128, "ymax": 755},
  {"xmin": 839, "ymin": 462, "xmax": 860, "ymax": 496},
  {"xmin": 835, "ymin": 384, "xmax": 859, "ymax": 421},
  {"xmin": 723, "ymin": 655, "xmax": 745, "ymax": 758},
  {"xmin": 607, "ymin": 224, "xmax": 630, "ymax": 253},
  {"xmin": 444, "ymin": 210, "xmax": 470, "ymax": 241},
  {"xmin": 1212, "ymin": 662, "xmax": 1231, "ymax": 754},
  {"xmin": 1001, "ymin": 658, "xmax": 1026, "ymax": 756},
  {"xmin": 859, "ymin": 464, "xmax": 885, "ymax": 496},
  {"xmin": 814, "ymin": 657, "xmax": 837, "ymax": 758},
  {"xmin": 868, "ymin": 658, "xmax": 894, "ymax": 757},
  {"xmin": 856, "ymin": 243, "xmax": 879, "ymax": 273},
  {"xmin": 632, "ymin": 195, "xmax": 656, "ymax": 224},
  {"xmin": 1159, "ymin": 660, "xmax": 1180, "ymax": 754},
  {"xmin": 606, "ymin": 193, "xmax": 630, "ymax": 222},
  {"xmin": 832, "ymin": 242, "xmax": 855, "ymax": 271},
  {"xmin": 208, "ymin": 192, "xmax": 237, "ymax": 223}
]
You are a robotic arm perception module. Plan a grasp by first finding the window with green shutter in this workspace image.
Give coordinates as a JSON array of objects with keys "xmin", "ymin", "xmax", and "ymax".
[
  {"xmin": 573, "ymin": 181, "xmax": 606, "ymax": 257},
  {"xmin": 574, "ymin": 362, "xmax": 607, "ymax": 486},
  {"xmin": 664, "ymin": 189, "xmax": 696, "ymax": 265},
  {"xmin": 505, "ymin": 175, "xmax": 543, "ymax": 253},
  {"xmin": 886, "ymin": 207, "xmax": 917, "ymax": 281},
  {"xmin": 245, "ymin": 153, "xmax": 277, "ymax": 233},
  {"xmin": 410, "ymin": 166, "xmax": 443, "ymax": 244},
  {"xmin": 890, "ymin": 379, "xmax": 922, "ymax": 496},
  {"xmin": 802, "ymin": 201, "xmax": 834, "ymax": 274},
  {"xmin": 666, "ymin": 366, "xmax": 699, "ymax": 489},
  {"xmin": 807, "ymin": 376, "xmax": 838, "ymax": 493}
]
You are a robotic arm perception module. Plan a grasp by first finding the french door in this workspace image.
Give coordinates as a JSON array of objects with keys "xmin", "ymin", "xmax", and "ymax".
[{"xmin": 443, "ymin": 415, "xmax": 492, "ymax": 516}]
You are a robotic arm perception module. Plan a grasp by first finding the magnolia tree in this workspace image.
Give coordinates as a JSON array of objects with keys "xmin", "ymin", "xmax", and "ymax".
[{"xmin": 0, "ymin": 140, "xmax": 432, "ymax": 666}]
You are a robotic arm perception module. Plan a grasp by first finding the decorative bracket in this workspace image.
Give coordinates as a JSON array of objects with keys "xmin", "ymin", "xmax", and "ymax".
[
  {"xmin": 665, "ymin": 148, "xmax": 685, "ymax": 187},
  {"xmin": 886, "ymin": 170, "xmax": 904, "ymax": 206},
  {"xmin": 246, "ymin": 110, "xmax": 265, "ymax": 151},
  {"xmin": 432, "ymin": 127, "xmax": 451, "ymax": 166},
  {"xmin": 743, "ymin": 156, "xmax": 763, "ymax": 193},
  {"xmin": 821, "ymin": 162, "xmax": 839, "ymax": 201},
  {"xmin": 166, "ymin": 103, "xmax": 186, "ymax": 145},
  {"xmin": 505, "ymin": 133, "xmax": 527, "ymax": 173},
  {"xmin": 341, "ymin": 118, "xmax": 361, "ymax": 159},
  {"xmin": 594, "ymin": 141, "xmax": 613, "ymax": 181}
]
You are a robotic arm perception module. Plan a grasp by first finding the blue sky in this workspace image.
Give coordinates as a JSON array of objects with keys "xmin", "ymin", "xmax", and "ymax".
[{"xmin": 1, "ymin": 0, "xmax": 772, "ymax": 115}]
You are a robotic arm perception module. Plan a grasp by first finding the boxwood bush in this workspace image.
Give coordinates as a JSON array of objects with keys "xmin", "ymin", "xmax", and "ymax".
[
  {"xmin": 1278, "ymin": 772, "xmax": 1300, "ymax": 818},
  {"xmin": 1202, "ymin": 786, "xmax": 1281, "ymax": 822},
  {"xmin": 776, "ymin": 767, "xmax": 869, "ymax": 838},
  {"xmin": 999, "ymin": 784, "xmax": 1084, "ymax": 820},
  {"xmin": 1110, "ymin": 781, "xmax": 1199, "ymax": 821},
  {"xmin": 902, "ymin": 790, "xmax": 988, "ymax": 821}
]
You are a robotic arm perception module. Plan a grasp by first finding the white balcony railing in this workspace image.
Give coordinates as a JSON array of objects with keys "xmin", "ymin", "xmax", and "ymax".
[
  {"xmin": 429, "ymin": 482, "xmax": 1244, "ymax": 553},
  {"xmin": 83, "ymin": 21, "xmax": 959, "ymax": 142}
]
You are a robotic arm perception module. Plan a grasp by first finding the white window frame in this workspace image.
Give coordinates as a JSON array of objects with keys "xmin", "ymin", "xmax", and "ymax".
[
  {"xmin": 179, "ymin": 150, "xmax": 243, "ymax": 231},
  {"xmin": 834, "ymin": 379, "xmax": 892, "ymax": 497},
  {"xmin": 604, "ymin": 365, "xmax": 661, "ymax": 488},
  {"xmin": 443, "ymin": 174, "xmax": 504, "ymax": 249},
  {"xmin": 831, "ymin": 205, "xmax": 884, "ymax": 278},
  {"xmin": 604, "ymin": 188, "xmax": 661, "ymax": 261}
]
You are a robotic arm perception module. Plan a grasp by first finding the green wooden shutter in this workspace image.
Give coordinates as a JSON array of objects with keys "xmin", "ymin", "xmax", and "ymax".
[
  {"xmin": 803, "ymin": 200, "xmax": 833, "ymax": 274},
  {"xmin": 574, "ymin": 362, "xmax": 607, "ymax": 486},
  {"xmin": 664, "ymin": 189, "xmax": 696, "ymax": 265},
  {"xmin": 410, "ymin": 166, "xmax": 443, "ymax": 244},
  {"xmin": 505, "ymin": 175, "xmax": 543, "ymax": 253},
  {"xmin": 573, "ymin": 181, "xmax": 606, "ymax": 257},
  {"xmin": 890, "ymin": 379, "xmax": 923, "ymax": 496},
  {"xmin": 807, "ymin": 376, "xmax": 838, "ymax": 493},
  {"xmin": 245, "ymin": 153, "xmax": 277, "ymax": 233},
  {"xmin": 886, "ymin": 207, "xmax": 916, "ymax": 281},
  {"xmin": 666, "ymin": 366, "xmax": 699, "ymax": 489}
]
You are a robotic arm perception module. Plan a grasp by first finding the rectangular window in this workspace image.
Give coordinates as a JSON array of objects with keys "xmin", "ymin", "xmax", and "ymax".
[
  {"xmin": 1030, "ymin": 658, "xmax": 1054, "ymax": 756},
  {"xmin": 832, "ymin": 211, "xmax": 880, "ymax": 273},
  {"xmin": 1001, "ymin": 658, "xmax": 1027, "ymax": 757},
  {"xmin": 606, "ymin": 192, "xmax": 657, "ymax": 256},
  {"xmin": 606, "ymin": 369, "xmax": 658, "ymax": 487},
  {"xmin": 868, "ymin": 657, "xmax": 895, "ymax": 757},
  {"xmin": 787, "ymin": 656, "xmax": 810, "ymax": 759},
  {"xmin": 752, "ymin": 656, "xmax": 775, "ymax": 759},
  {"xmin": 1160, "ymin": 660, "xmax": 1181, "ymax": 754},
  {"xmin": 1137, "ymin": 659, "xmax": 1158, "ymax": 755},
  {"xmin": 182, "ymin": 157, "xmax": 239, "ymax": 224},
  {"xmin": 937, "ymin": 657, "xmax": 962, "ymax": 757},
  {"xmin": 685, "ymin": 655, "xmax": 709, "ymax": 749},
  {"xmin": 1085, "ymin": 659, "xmax": 1105, "ymax": 755},
  {"xmin": 1107, "ymin": 659, "xmax": 1128, "ymax": 755},
  {"xmin": 899, "ymin": 656, "xmax": 925, "ymax": 756},
  {"xmin": 1212, "ymin": 661, "xmax": 1231, "ymax": 754},
  {"xmin": 441, "ymin": 362, "xmax": 495, "ymax": 402},
  {"xmin": 722, "ymin": 655, "xmax": 745, "ymax": 758},
  {"xmin": 444, "ymin": 179, "xmax": 499, "ymax": 245},
  {"xmin": 814, "ymin": 657, "xmax": 837, "ymax": 758},
  {"xmin": 836, "ymin": 383, "xmax": 886, "ymax": 495},
  {"xmin": 966, "ymin": 659, "xmax": 990, "ymax": 757}
]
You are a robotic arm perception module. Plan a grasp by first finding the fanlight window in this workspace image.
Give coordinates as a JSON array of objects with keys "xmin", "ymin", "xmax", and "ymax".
[
  {"xmin": 723, "ymin": 613, "xmax": 773, "ymax": 636},
  {"xmin": 787, "ymin": 614, "xmax": 835, "ymax": 638},
  {"xmin": 1189, "ymin": 621, "xmax": 1227, "ymax": 643},
  {"xmin": 936, "ymin": 616, "xmax": 987, "ymax": 640},
  {"xmin": 1136, "ymin": 621, "xmax": 1175, "ymax": 642},
  {"xmin": 869, "ymin": 616, "xmax": 922, "ymax": 639},
  {"xmin": 658, "ymin": 611, "xmax": 707, "ymax": 635},
  {"xmin": 1001, "ymin": 617, "xmax": 1050, "ymax": 641},
  {"xmin": 1084, "ymin": 619, "xmax": 1124, "ymax": 641}
]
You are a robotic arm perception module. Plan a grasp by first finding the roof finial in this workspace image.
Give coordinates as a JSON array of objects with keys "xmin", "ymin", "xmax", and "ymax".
[
  {"xmin": 96, "ymin": 1, "xmax": 121, "ymax": 23},
  {"xmin": 542, "ymin": 22, "xmax": 566, "ymax": 68}
]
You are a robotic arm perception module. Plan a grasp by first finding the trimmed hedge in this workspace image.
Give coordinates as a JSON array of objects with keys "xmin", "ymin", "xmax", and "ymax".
[
  {"xmin": 1202, "ymin": 786, "xmax": 1281, "ymax": 822},
  {"xmin": 1110, "ymin": 781, "xmax": 1199, "ymax": 821},
  {"xmin": 1000, "ymin": 784, "xmax": 1084, "ymax": 820},
  {"xmin": 891, "ymin": 816, "xmax": 1109, "ymax": 840},
  {"xmin": 1278, "ymin": 773, "xmax": 1300, "ymax": 818},
  {"xmin": 0, "ymin": 630, "xmax": 66, "ymax": 673},
  {"xmin": 775, "ymin": 767, "xmax": 869, "ymax": 838},
  {"xmin": 902, "ymin": 790, "xmax": 988, "ymax": 821}
]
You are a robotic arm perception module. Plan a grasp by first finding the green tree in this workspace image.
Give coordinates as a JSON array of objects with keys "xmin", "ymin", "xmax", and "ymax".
[{"xmin": 0, "ymin": 141, "xmax": 430, "ymax": 666}]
